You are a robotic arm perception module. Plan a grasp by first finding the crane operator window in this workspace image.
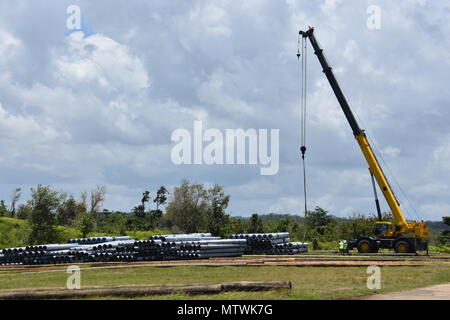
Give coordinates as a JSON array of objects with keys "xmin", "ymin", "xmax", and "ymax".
[{"xmin": 375, "ymin": 224, "xmax": 389, "ymax": 237}]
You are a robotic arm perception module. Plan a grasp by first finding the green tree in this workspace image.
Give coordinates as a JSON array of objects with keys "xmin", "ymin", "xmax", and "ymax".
[
  {"xmin": 142, "ymin": 191, "xmax": 150, "ymax": 207},
  {"xmin": 15, "ymin": 204, "xmax": 32, "ymax": 220},
  {"xmin": 305, "ymin": 206, "xmax": 333, "ymax": 236},
  {"xmin": 224, "ymin": 217, "xmax": 247, "ymax": 236},
  {"xmin": 148, "ymin": 210, "xmax": 163, "ymax": 229},
  {"xmin": 165, "ymin": 180, "xmax": 208, "ymax": 233},
  {"xmin": 0, "ymin": 200, "xmax": 8, "ymax": 217},
  {"xmin": 338, "ymin": 213, "xmax": 376, "ymax": 240},
  {"xmin": 27, "ymin": 185, "xmax": 61, "ymax": 245},
  {"xmin": 154, "ymin": 186, "xmax": 169, "ymax": 212},
  {"xmin": 57, "ymin": 196, "xmax": 85, "ymax": 226},
  {"xmin": 248, "ymin": 213, "xmax": 264, "ymax": 233},
  {"xmin": 274, "ymin": 215, "xmax": 302, "ymax": 239},
  {"xmin": 78, "ymin": 212, "xmax": 95, "ymax": 238},
  {"xmin": 132, "ymin": 190, "xmax": 151, "ymax": 220},
  {"xmin": 147, "ymin": 186, "xmax": 169, "ymax": 230},
  {"xmin": 98, "ymin": 212, "xmax": 127, "ymax": 235},
  {"xmin": 438, "ymin": 216, "xmax": 450, "ymax": 246},
  {"xmin": 132, "ymin": 205, "xmax": 146, "ymax": 219},
  {"xmin": 276, "ymin": 215, "xmax": 291, "ymax": 232},
  {"xmin": 206, "ymin": 184, "xmax": 230, "ymax": 236}
]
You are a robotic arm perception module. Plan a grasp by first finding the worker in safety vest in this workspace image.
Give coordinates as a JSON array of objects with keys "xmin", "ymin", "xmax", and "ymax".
[
  {"xmin": 343, "ymin": 240, "xmax": 349, "ymax": 255},
  {"xmin": 339, "ymin": 240, "xmax": 345, "ymax": 255}
]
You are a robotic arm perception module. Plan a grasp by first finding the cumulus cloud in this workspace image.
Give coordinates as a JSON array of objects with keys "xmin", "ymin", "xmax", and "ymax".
[
  {"xmin": 0, "ymin": 1, "xmax": 449, "ymax": 221},
  {"xmin": 0, "ymin": 29, "xmax": 21, "ymax": 61},
  {"xmin": 56, "ymin": 31, "xmax": 150, "ymax": 91},
  {"xmin": 197, "ymin": 68, "xmax": 255, "ymax": 117}
]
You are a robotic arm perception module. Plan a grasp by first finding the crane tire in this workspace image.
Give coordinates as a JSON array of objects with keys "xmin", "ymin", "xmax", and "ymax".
[
  {"xmin": 357, "ymin": 239, "xmax": 374, "ymax": 253},
  {"xmin": 394, "ymin": 240, "xmax": 412, "ymax": 254}
]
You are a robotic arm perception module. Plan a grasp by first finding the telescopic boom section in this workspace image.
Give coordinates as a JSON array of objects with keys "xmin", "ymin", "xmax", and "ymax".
[{"xmin": 299, "ymin": 27, "xmax": 409, "ymax": 228}]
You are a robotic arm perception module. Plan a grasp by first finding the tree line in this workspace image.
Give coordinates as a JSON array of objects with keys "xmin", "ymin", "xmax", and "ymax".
[{"xmin": 1, "ymin": 180, "xmax": 449, "ymax": 248}]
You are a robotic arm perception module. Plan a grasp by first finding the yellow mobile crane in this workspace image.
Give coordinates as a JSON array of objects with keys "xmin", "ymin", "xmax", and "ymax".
[{"xmin": 299, "ymin": 27, "xmax": 429, "ymax": 254}]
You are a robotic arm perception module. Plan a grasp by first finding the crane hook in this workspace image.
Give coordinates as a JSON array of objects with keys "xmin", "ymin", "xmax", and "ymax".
[{"xmin": 301, "ymin": 145, "xmax": 306, "ymax": 159}]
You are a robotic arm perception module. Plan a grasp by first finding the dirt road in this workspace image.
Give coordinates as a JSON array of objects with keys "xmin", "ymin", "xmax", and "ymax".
[
  {"xmin": 1, "ymin": 256, "xmax": 445, "ymax": 274},
  {"xmin": 361, "ymin": 283, "xmax": 450, "ymax": 300}
]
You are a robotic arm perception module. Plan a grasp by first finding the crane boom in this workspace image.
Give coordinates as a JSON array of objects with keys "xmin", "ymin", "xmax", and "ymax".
[{"xmin": 299, "ymin": 27, "xmax": 428, "ymax": 252}]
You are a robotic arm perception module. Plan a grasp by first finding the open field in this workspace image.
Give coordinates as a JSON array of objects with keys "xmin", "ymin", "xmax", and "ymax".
[
  {"xmin": 0, "ymin": 217, "xmax": 172, "ymax": 250},
  {"xmin": 1, "ymin": 219, "xmax": 448, "ymax": 300},
  {"xmin": 1, "ymin": 254, "xmax": 450, "ymax": 299}
]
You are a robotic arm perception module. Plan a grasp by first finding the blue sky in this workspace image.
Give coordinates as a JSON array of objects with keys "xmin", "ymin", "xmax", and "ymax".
[{"xmin": 0, "ymin": 0, "xmax": 449, "ymax": 220}]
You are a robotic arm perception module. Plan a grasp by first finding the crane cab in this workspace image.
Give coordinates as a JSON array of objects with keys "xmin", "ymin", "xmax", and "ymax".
[
  {"xmin": 373, "ymin": 221, "xmax": 406, "ymax": 239},
  {"xmin": 373, "ymin": 221, "xmax": 395, "ymax": 238}
]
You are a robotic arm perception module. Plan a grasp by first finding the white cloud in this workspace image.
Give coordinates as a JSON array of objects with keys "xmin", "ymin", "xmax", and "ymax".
[
  {"xmin": 0, "ymin": 29, "xmax": 21, "ymax": 61},
  {"xmin": 381, "ymin": 146, "xmax": 401, "ymax": 158},
  {"xmin": 419, "ymin": 203, "xmax": 450, "ymax": 220},
  {"xmin": 228, "ymin": 179, "xmax": 281, "ymax": 199},
  {"xmin": 412, "ymin": 183, "xmax": 449, "ymax": 197},
  {"xmin": 197, "ymin": 68, "xmax": 254, "ymax": 116},
  {"xmin": 55, "ymin": 31, "xmax": 150, "ymax": 92},
  {"xmin": 0, "ymin": 1, "xmax": 449, "ymax": 220},
  {"xmin": 432, "ymin": 136, "xmax": 450, "ymax": 171},
  {"xmin": 183, "ymin": 3, "xmax": 232, "ymax": 38},
  {"xmin": 0, "ymin": 103, "xmax": 65, "ymax": 144},
  {"xmin": 342, "ymin": 40, "xmax": 359, "ymax": 63},
  {"xmin": 302, "ymin": 78, "xmax": 348, "ymax": 138},
  {"xmin": 268, "ymin": 197, "xmax": 303, "ymax": 214},
  {"xmin": 320, "ymin": 0, "xmax": 342, "ymax": 12}
]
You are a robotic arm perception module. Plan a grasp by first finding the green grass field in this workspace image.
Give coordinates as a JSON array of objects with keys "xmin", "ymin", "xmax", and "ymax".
[
  {"xmin": 2, "ymin": 217, "xmax": 450, "ymax": 299},
  {"xmin": 1, "ymin": 263, "xmax": 450, "ymax": 300},
  {"xmin": 0, "ymin": 217, "xmax": 28, "ymax": 249},
  {"xmin": 0, "ymin": 217, "xmax": 171, "ymax": 249}
]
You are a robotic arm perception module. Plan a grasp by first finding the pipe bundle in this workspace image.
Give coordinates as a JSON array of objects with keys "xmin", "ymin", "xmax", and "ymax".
[
  {"xmin": 68, "ymin": 236, "xmax": 130, "ymax": 244},
  {"xmin": 229, "ymin": 233, "xmax": 308, "ymax": 255},
  {"xmin": 0, "ymin": 232, "xmax": 307, "ymax": 266},
  {"xmin": 149, "ymin": 233, "xmax": 221, "ymax": 242},
  {"xmin": 175, "ymin": 239, "xmax": 247, "ymax": 259}
]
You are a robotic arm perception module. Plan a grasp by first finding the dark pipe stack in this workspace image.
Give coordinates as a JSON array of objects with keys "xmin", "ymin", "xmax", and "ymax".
[
  {"xmin": 0, "ymin": 232, "xmax": 308, "ymax": 266},
  {"xmin": 229, "ymin": 233, "xmax": 308, "ymax": 255},
  {"xmin": 175, "ymin": 239, "xmax": 247, "ymax": 258}
]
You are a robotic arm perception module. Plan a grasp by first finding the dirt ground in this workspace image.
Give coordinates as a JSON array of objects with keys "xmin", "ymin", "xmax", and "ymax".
[
  {"xmin": 1, "ymin": 255, "xmax": 447, "ymax": 274},
  {"xmin": 359, "ymin": 282, "xmax": 450, "ymax": 300},
  {"xmin": 2, "ymin": 255, "xmax": 449, "ymax": 271}
]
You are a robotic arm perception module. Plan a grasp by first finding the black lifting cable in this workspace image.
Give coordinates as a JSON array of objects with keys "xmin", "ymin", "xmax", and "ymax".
[{"xmin": 298, "ymin": 34, "xmax": 309, "ymax": 248}]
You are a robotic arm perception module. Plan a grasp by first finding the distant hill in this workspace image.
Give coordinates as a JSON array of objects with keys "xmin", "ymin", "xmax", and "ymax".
[
  {"xmin": 425, "ymin": 220, "xmax": 450, "ymax": 232},
  {"xmin": 233, "ymin": 213, "xmax": 304, "ymax": 222},
  {"xmin": 232, "ymin": 213, "xmax": 448, "ymax": 232}
]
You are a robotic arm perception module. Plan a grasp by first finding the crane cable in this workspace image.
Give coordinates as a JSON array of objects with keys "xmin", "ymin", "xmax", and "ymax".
[
  {"xmin": 347, "ymin": 95, "xmax": 422, "ymax": 222},
  {"xmin": 298, "ymin": 34, "xmax": 309, "ymax": 248}
]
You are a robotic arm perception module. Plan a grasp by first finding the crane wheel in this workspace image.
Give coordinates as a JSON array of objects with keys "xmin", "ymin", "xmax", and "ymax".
[
  {"xmin": 357, "ymin": 239, "xmax": 374, "ymax": 253},
  {"xmin": 394, "ymin": 240, "xmax": 412, "ymax": 254}
]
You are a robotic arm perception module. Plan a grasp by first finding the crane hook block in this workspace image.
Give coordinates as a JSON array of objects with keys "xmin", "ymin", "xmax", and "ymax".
[{"xmin": 301, "ymin": 145, "xmax": 307, "ymax": 156}]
